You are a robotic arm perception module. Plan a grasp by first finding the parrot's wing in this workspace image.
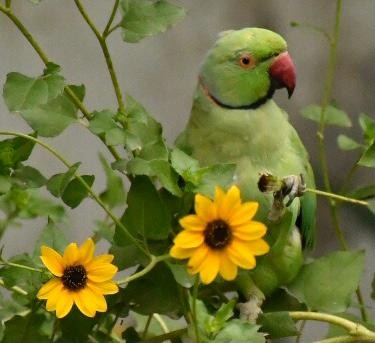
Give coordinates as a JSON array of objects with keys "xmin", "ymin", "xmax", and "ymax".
[{"xmin": 290, "ymin": 128, "xmax": 317, "ymax": 249}]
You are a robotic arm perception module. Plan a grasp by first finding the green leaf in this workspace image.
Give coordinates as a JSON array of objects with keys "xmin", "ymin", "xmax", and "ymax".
[
  {"xmin": 194, "ymin": 164, "xmax": 237, "ymax": 196},
  {"xmin": 127, "ymin": 158, "xmax": 182, "ymax": 196},
  {"xmin": 368, "ymin": 198, "xmax": 375, "ymax": 215},
  {"xmin": 99, "ymin": 155, "xmax": 126, "ymax": 208},
  {"xmin": 0, "ymin": 175, "xmax": 11, "ymax": 194},
  {"xmin": 258, "ymin": 312, "xmax": 298, "ymax": 339},
  {"xmin": 2, "ymin": 313, "xmax": 49, "ymax": 343},
  {"xmin": 3, "ymin": 72, "xmax": 64, "ymax": 112},
  {"xmin": 46, "ymin": 162, "xmax": 81, "ymax": 197},
  {"xmin": 94, "ymin": 220, "xmax": 115, "ymax": 243},
  {"xmin": 358, "ymin": 141, "xmax": 375, "ymax": 167},
  {"xmin": 0, "ymin": 298, "xmax": 29, "ymax": 334},
  {"xmin": 19, "ymin": 84, "xmax": 84, "ymax": 137},
  {"xmin": 347, "ymin": 185, "xmax": 375, "ymax": 200},
  {"xmin": 122, "ymin": 263, "xmax": 181, "ymax": 315},
  {"xmin": 337, "ymin": 134, "xmax": 362, "ymax": 150},
  {"xmin": 166, "ymin": 262, "xmax": 194, "ymax": 288},
  {"xmin": 120, "ymin": 176, "xmax": 171, "ymax": 240},
  {"xmin": 208, "ymin": 300, "xmax": 236, "ymax": 334},
  {"xmin": 33, "ymin": 221, "xmax": 68, "ymax": 259},
  {"xmin": 359, "ymin": 112, "xmax": 375, "ymax": 144},
  {"xmin": 12, "ymin": 166, "xmax": 47, "ymax": 188},
  {"xmin": 214, "ymin": 320, "xmax": 265, "ymax": 343},
  {"xmin": 61, "ymin": 175, "xmax": 95, "ymax": 208},
  {"xmin": 300, "ymin": 104, "xmax": 351, "ymax": 127},
  {"xmin": 0, "ymin": 135, "xmax": 36, "ymax": 174},
  {"xmin": 326, "ymin": 313, "xmax": 361, "ymax": 339},
  {"xmin": 119, "ymin": 0, "xmax": 186, "ymax": 43},
  {"xmin": 288, "ymin": 250, "xmax": 365, "ymax": 313},
  {"xmin": 60, "ymin": 308, "xmax": 96, "ymax": 343},
  {"xmin": 170, "ymin": 148, "xmax": 201, "ymax": 184}
]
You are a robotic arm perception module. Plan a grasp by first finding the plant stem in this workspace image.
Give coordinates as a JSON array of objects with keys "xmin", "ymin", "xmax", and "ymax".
[
  {"xmin": 74, "ymin": 0, "xmax": 125, "ymax": 114},
  {"xmin": 192, "ymin": 277, "xmax": 201, "ymax": 343},
  {"xmin": 305, "ymin": 188, "xmax": 368, "ymax": 206},
  {"xmin": 142, "ymin": 314, "xmax": 153, "ymax": 339},
  {"xmin": 103, "ymin": 0, "xmax": 119, "ymax": 37},
  {"xmin": 153, "ymin": 314, "xmax": 169, "ymax": 334},
  {"xmin": 0, "ymin": 5, "xmax": 122, "ymax": 162},
  {"xmin": 316, "ymin": 335, "xmax": 375, "ymax": 343},
  {"xmin": 105, "ymin": 23, "xmax": 121, "ymax": 37},
  {"xmin": 289, "ymin": 311, "xmax": 375, "ymax": 342},
  {"xmin": 143, "ymin": 329, "xmax": 188, "ymax": 343},
  {"xmin": 0, "ymin": 259, "xmax": 43, "ymax": 273},
  {"xmin": 314, "ymin": 0, "xmax": 369, "ymax": 322},
  {"xmin": 0, "ymin": 278, "xmax": 28, "ymax": 295},
  {"xmin": 116, "ymin": 254, "xmax": 170, "ymax": 285},
  {"xmin": 0, "ymin": 131, "xmax": 146, "ymax": 255}
]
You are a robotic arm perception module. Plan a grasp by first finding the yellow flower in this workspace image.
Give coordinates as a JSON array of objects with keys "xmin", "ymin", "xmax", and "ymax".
[
  {"xmin": 170, "ymin": 185, "xmax": 269, "ymax": 284},
  {"xmin": 37, "ymin": 238, "xmax": 119, "ymax": 318}
]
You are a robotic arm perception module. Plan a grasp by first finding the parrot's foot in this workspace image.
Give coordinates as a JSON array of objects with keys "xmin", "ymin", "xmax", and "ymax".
[
  {"xmin": 282, "ymin": 174, "xmax": 306, "ymax": 206},
  {"xmin": 237, "ymin": 293, "xmax": 264, "ymax": 323}
]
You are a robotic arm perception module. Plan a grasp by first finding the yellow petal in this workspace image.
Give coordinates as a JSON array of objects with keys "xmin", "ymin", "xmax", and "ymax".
[
  {"xmin": 227, "ymin": 240, "xmax": 256, "ymax": 270},
  {"xmin": 87, "ymin": 264, "xmax": 118, "ymax": 283},
  {"xmin": 195, "ymin": 194, "xmax": 217, "ymax": 222},
  {"xmin": 217, "ymin": 186, "xmax": 241, "ymax": 220},
  {"xmin": 63, "ymin": 243, "xmax": 80, "ymax": 266},
  {"xmin": 79, "ymin": 238, "xmax": 95, "ymax": 264},
  {"xmin": 55, "ymin": 289, "xmax": 74, "ymax": 318},
  {"xmin": 232, "ymin": 221, "xmax": 267, "ymax": 240},
  {"xmin": 170, "ymin": 245, "xmax": 196, "ymax": 259},
  {"xmin": 73, "ymin": 287, "xmax": 98, "ymax": 317},
  {"xmin": 229, "ymin": 202, "xmax": 259, "ymax": 226},
  {"xmin": 246, "ymin": 239, "xmax": 270, "ymax": 256},
  {"xmin": 199, "ymin": 250, "xmax": 220, "ymax": 284},
  {"xmin": 37, "ymin": 278, "xmax": 61, "ymax": 299},
  {"xmin": 187, "ymin": 245, "xmax": 209, "ymax": 274},
  {"xmin": 219, "ymin": 253, "xmax": 238, "ymax": 281},
  {"xmin": 86, "ymin": 284, "xmax": 108, "ymax": 312},
  {"xmin": 87, "ymin": 281, "xmax": 119, "ymax": 295},
  {"xmin": 86, "ymin": 254, "xmax": 114, "ymax": 270},
  {"xmin": 40, "ymin": 246, "xmax": 64, "ymax": 276},
  {"xmin": 179, "ymin": 215, "xmax": 205, "ymax": 231},
  {"xmin": 46, "ymin": 282, "xmax": 64, "ymax": 311},
  {"xmin": 173, "ymin": 230, "xmax": 204, "ymax": 249}
]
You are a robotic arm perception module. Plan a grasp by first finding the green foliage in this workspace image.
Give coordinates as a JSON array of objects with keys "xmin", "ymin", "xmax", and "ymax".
[
  {"xmin": 258, "ymin": 312, "xmax": 298, "ymax": 339},
  {"xmin": 337, "ymin": 134, "xmax": 362, "ymax": 151},
  {"xmin": 61, "ymin": 175, "xmax": 95, "ymax": 208},
  {"xmin": 358, "ymin": 141, "xmax": 375, "ymax": 167},
  {"xmin": 301, "ymin": 104, "xmax": 351, "ymax": 127},
  {"xmin": 119, "ymin": 0, "xmax": 186, "ymax": 42},
  {"xmin": 288, "ymin": 250, "xmax": 365, "ymax": 313},
  {"xmin": 33, "ymin": 221, "xmax": 68, "ymax": 258}
]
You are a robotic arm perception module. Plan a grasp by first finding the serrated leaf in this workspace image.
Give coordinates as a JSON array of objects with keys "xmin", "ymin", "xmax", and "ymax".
[
  {"xmin": 300, "ymin": 104, "xmax": 351, "ymax": 127},
  {"xmin": 0, "ymin": 135, "xmax": 36, "ymax": 174},
  {"xmin": 127, "ymin": 158, "xmax": 182, "ymax": 196},
  {"xmin": 99, "ymin": 155, "xmax": 126, "ymax": 208},
  {"xmin": 123, "ymin": 263, "xmax": 181, "ymax": 314},
  {"xmin": 288, "ymin": 250, "xmax": 365, "ymax": 313},
  {"xmin": 166, "ymin": 262, "xmax": 194, "ymax": 288},
  {"xmin": 20, "ymin": 84, "xmax": 84, "ymax": 137},
  {"xmin": 120, "ymin": 176, "xmax": 171, "ymax": 240},
  {"xmin": 258, "ymin": 312, "xmax": 298, "ymax": 339},
  {"xmin": 120, "ymin": 0, "xmax": 186, "ymax": 43},
  {"xmin": 359, "ymin": 112, "xmax": 375, "ymax": 144},
  {"xmin": 214, "ymin": 320, "xmax": 265, "ymax": 343},
  {"xmin": 337, "ymin": 134, "xmax": 362, "ymax": 151},
  {"xmin": 12, "ymin": 166, "xmax": 47, "ymax": 188},
  {"xmin": 46, "ymin": 162, "xmax": 81, "ymax": 197},
  {"xmin": 33, "ymin": 221, "xmax": 68, "ymax": 259},
  {"xmin": 358, "ymin": 141, "xmax": 375, "ymax": 167},
  {"xmin": 61, "ymin": 175, "xmax": 94, "ymax": 208},
  {"xmin": 3, "ymin": 72, "xmax": 64, "ymax": 112}
]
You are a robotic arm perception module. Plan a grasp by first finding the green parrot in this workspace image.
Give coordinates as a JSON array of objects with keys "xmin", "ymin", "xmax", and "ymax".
[{"xmin": 176, "ymin": 28, "xmax": 316, "ymax": 318}]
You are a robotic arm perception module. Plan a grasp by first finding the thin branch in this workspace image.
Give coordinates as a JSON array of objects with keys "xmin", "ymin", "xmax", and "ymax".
[
  {"xmin": 305, "ymin": 188, "xmax": 368, "ymax": 206},
  {"xmin": 103, "ymin": 0, "xmax": 119, "ymax": 37}
]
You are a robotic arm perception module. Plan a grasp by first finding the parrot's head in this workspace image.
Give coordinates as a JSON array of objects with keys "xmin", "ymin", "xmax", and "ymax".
[{"xmin": 199, "ymin": 28, "xmax": 296, "ymax": 109}]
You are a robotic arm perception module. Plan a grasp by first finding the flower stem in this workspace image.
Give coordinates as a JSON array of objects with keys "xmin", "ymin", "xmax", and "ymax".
[
  {"xmin": 316, "ymin": 335, "xmax": 375, "ymax": 343},
  {"xmin": 74, "ymin": 0, "xmax": 125, "ymax": 114},
  {"xmin": 0, "ymin": 131, "xmax": 146, "ymax": 255},
  {"xmin": 105, "ymin": 23, "xmax": 121, "ymax": 37},
  {"xmin": 0, "ymin": 259, "xmax": 43, "ymax": 273},
  {"xmin": 0, "ymin": 4, "xmax": 122, "ymax": 162},
  {"xmin": 192, "ymin": 277, "xmax": 201, "ymax": 343},
  {"xmin": 103, "ymin": 0, "xmax": 119, "ymax": 37},
  {"xmin": 289, "ymin": 311, "xmax": 375, "ymax": 342},
  {"xmin": 305, "ymin": 188, "xmax": 368, "ymax": 206},
  {"xmin": 116, "ymin": 254, "xmax": 170, "ymax": 285},
  {"xmin": 0, "ymin": 278, "xmax": 28, "ymax": 295}
]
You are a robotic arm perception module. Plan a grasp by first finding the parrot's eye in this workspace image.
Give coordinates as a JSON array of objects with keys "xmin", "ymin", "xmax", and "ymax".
[{"xmin": 238, "ymin": 54, "xmax": 255, "ymax": 69}]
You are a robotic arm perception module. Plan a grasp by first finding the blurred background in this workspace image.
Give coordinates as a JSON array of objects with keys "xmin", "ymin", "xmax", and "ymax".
[{"xmin": 1, "ymin": 1, "xmax": 374, "ymax": 341}]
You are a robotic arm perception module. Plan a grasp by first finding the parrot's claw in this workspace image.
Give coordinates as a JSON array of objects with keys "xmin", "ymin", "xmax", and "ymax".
[
  {"xmin": 237, "ymin": 293, "xmax": 265, "ymax": 323},
  {"xmin": 282, "ymin": 174, "xmax": 306, "ymax": 206}
]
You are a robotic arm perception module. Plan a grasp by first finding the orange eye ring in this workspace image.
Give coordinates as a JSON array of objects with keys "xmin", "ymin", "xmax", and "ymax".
[{"xmin": 238, "ymin": 54, "xmax": 255, "ymax": 69}]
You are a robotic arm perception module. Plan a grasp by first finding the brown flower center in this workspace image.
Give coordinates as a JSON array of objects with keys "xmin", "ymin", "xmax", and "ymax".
[
  {"xmin": 204, "ymin": 219, "xmax": 232, "ymax": 249},
  {"xmin": 62, "ymin": 265, "xmax": 87, "ymax": 290}
]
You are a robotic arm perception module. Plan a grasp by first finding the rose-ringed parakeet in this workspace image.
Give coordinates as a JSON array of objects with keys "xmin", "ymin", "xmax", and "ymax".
[{"xmin": 176, "ymin": 28, "xmax": 316, "ymax": 318}]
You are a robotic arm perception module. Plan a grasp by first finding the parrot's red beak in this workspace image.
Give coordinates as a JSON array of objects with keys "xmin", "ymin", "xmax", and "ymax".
[{"xmin": 269, "ymin": 51, "xmax": 296, "ymax": 98}]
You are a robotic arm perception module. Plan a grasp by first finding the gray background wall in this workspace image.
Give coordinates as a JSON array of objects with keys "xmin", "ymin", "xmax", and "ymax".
[{"xmin": 1, "ymin": 1, "xmax": 374, "ymax": 341}]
